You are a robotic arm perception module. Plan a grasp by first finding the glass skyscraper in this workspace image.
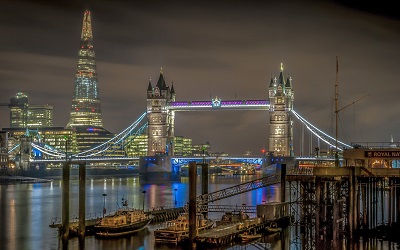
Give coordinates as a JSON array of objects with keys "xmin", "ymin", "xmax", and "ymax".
[
  {"xmin": 9, "ymin": 92, "xmax": 28, "ymax": 128},
  {"xmin": 67, "ymin": 10, "xmax": 103, "ymax": 128}
]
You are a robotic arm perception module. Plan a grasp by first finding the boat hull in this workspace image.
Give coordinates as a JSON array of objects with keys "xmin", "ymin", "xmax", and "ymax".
[
  {"xmin": 94, "ymin": 219, "xmax": 151, "ymax": 238},
  {"xmin": 154, "ymin": 219, "xmax": 214, "ymax": 244},
  {"xmin": 238, "ymin": 234, "xmax": 262, "ymax": 242}
]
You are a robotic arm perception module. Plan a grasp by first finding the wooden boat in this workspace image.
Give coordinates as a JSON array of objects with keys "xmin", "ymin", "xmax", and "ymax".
[
  {"xmin": 238, "ymin": 232, "xmax": 262, "ymax": 242},
  {"xmin": 94, "ymin": 198, "xmax": 152, "ymax": 238},
  {"xmin": 266, "ymin": 221, "xmax": 282, "ymax": 234},
  {"xmin": 154, "ymin": 213, "xmax": 214, "ymax": 245},
  {"xmin": 216, "ymin": 210, "xmax": 250, "ymax": 226}
]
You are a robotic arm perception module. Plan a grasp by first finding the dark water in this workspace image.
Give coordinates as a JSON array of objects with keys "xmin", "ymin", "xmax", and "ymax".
[{"xmin": 0, "ymin": 174, "xmax": 398, "ymax": 250}]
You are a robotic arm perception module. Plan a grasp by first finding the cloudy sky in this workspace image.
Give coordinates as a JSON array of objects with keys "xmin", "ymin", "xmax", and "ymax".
[{"xmin": 0, "ymin": 0, "xmax": 399, "ymax": 155}]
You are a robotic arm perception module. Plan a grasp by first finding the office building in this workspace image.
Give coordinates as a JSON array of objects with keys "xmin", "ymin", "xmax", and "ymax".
[{"xmin": 27, "ymin": 104, "xmax": 53, "ymax": 128}]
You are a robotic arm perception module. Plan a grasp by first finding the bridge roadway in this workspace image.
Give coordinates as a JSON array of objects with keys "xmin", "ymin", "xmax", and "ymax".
[{"xmin": 29, "ymin": 155, "xmax": 265, "ymax": 165}]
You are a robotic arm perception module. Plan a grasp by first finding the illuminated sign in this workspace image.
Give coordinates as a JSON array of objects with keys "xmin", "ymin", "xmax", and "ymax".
[
  {"xmin": 365, "ymin": 151, "xmax": 400, "ymax": 158},
  {"xmin": 211, "ymin": 97, "xmax": 221, "ymax": 107}
]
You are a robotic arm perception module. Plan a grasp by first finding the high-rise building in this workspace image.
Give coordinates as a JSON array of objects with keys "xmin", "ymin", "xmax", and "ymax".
[
  {"xmin": 67, "ymin": 10, "xmax": 103, "ymax": 128},
  {"xmin": 9, "ymin": 92, "xmax": 54, "ymax": 129},
  {"xmin": 65, "ymin": 10, "xmax": 114, "ymax": 153},
  {"xmin": 27, "ymin": 104, "xmax": 53, "ymax": 128},
  {"xmin": 9, "ymin": 92, "xmax": 28, "ymax": 128}
]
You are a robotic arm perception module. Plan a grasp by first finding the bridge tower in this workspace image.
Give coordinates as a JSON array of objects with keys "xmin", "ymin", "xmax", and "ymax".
[
  {"xmin": 268, "ymin": 64, "xmax": 294, "ymax": 157},
  {"xmin": 146, "ymin": 69, "xmax": 176, "ymax": 156}
]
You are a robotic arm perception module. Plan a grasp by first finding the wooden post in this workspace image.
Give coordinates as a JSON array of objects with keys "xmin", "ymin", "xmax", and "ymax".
[
  {"xmin": 332, "ymin": 180, "xmax": 339, "ymax": 250},
  {"xmin": 348, "ymin": 167, "xmax": 354, "ymax": 239},
  {"xmin": 201, "ymin": 163, "xmax": 208, "ymax": 219},
  {"xmin": 61, "ymin": 161, "xmax": 70, "ymax": 239},
  {"xmin": 188, "ymin": 161, "xmax": 197, "ymax": 249},
  {"xmin": 315, "ymin": 177, "xmax": 323, "ymax": 249},
  {"xmin": 280, "ymin": 164, "xmax": 286, "ymax": 202},
  {"xmin": 78, "ymin": 162, "xmax": 86, "ymax": 239}
]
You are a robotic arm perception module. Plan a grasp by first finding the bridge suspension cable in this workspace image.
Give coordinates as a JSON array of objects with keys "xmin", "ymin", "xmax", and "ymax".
[
  {"xmin": 28, "ymin": 112, "xmax": 147, "ymax": 159},
  {"xmin": 72, "ymin": 112, "xmax": 148, "ymax": 158},
  {"xmin": 31, "ymin": 143, "xmax": 66, "ymax": 158},
  {"xmin": 291, "ymin": 109, "xmax": 352, "ymax": 151},
  {"xmin": 8, "ymin": 144, "xmax": 20, "ymax": 154}
]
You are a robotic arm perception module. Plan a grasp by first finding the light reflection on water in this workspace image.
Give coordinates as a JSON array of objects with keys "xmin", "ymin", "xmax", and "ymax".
[{"xmin": 0, "ymin": 174, "xmax": 398, "ymax": 250}]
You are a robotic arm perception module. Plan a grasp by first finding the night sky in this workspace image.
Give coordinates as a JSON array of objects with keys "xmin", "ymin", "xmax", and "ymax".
[{"xmin": 0, "ymin": 0, "xmax": 399, "ymax": 155}]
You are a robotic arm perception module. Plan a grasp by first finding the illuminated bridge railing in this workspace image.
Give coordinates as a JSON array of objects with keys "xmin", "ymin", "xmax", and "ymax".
[
  {"xmin": 171, "ymin": 156, "xmax": 264, "ymax": 166},
  {"xmin": 196, "ymin": 174, "xmax": 280, "ymax": 205},
  {"xmin": 30, "ymin": 156, "xmax": 139, "ymax": 163},
  {"xmin": 167, "ymin": 99, "xmax": 269, "ymax": 110}
]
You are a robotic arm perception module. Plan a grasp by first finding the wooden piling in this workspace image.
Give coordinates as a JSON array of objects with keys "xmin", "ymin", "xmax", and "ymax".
[
  {"xmin": 78, "ymin": 162, "xmax": 86, "ymax": 239},
  {"xmin": 189, "ymin": 161, "xmax": 197, "ymax": 249},
  {"xmin": 201, "ymin": 163, "xmax": 208, "ymax": 219},
  {"xmin": 280, "ymin": 164, "xmax": 286, "ymax": 202},
  {"xmin": 61, "ymin": 161, "xmax": 70, "ymax": 239}
]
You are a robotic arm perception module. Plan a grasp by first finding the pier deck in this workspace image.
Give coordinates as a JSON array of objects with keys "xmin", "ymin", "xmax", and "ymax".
[{"xmin": 196, "ymin": 219, "xmax": 267, "ymax": 247}]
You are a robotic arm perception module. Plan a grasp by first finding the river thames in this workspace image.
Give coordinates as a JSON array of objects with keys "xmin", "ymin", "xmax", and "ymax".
[{"xmin": 0, "ymin": 173, "xmax": 398, "ymax": 250}]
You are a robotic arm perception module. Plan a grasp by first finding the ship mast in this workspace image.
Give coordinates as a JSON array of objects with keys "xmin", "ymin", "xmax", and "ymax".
[
  {"xmin": 334, "ymin": 56, "xmax": 369, "ymax": 167},
  {"xmin": 335, "ymin": 56, "xmax": 339, "ymax": 167}
]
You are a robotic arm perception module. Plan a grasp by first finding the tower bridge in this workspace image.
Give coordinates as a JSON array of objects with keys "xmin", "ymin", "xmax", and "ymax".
[
  {"xmin": 4, "ymin": 8, "xmax": 354, "ymax": 170},
  {"xmin": 14, "ymin": 64, "xmax": 355, "ymax": 173}
]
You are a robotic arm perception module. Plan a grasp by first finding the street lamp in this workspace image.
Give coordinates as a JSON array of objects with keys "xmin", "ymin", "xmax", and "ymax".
[
  {"xmin": 174, "ymin": 188, "xmax": 178, "ymax": 207},
  {"xmin": 102, "ymin": 193, "xmax": 107, "ymax": 217},
  {"xmin": 142, "ymin": 191, "xmax": 146, "ymax": 211}
]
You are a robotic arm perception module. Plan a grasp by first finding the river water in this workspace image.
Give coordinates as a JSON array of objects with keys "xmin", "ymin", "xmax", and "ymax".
[{"xmin": 0, "ymin": 173, "xmax": 398, "ymax": 250}]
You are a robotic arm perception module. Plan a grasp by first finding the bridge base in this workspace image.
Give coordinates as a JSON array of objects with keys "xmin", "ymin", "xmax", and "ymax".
[{"xmin": 139, "ymin": 156, "xmax": 180, "ymax": 183}]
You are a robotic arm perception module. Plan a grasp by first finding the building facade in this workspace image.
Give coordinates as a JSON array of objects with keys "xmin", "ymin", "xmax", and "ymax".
[
  {"xmin": 9, "ymin": 92, "xmax": 28, "ymax": 128},
  {"xmin": 125, "ymin": 134, "xmax": 148, "ymax": 157},
  {"xmin": 28, "ymin": 104, "xmax": 53, "ymax": 128},
  {"xmin": 0, "ymin": 132, "xmax": 8, "ymax": 171},
  {"xmin": 173, "ymin": 136, "xmax": 193, "ymax": 156},
  {"xmin": 268, "ymin": 64, "xmax": 294, "ymax": 157},
  {"xmin": 67, "ymin": 10, "xmax": 103, "ymax": 128},
  {"xmin": 9, "ymin": 92, "xmax": 54, "ymax": 129}
]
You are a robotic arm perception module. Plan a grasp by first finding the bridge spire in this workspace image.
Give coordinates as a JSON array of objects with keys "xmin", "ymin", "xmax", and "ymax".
[
  {"xmin": 157, "ymin": 68, "xmax": 167, "ymax": 90},
  {"xmin": 170, "ymin": 81, "xmax": 175, "ymax": 94}
]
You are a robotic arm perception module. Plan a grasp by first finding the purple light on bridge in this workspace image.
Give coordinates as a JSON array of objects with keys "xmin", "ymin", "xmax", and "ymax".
[
  {"xmin": 245, "ymin": 100, "xmax": 269, "ymax": 105},
  {"xmin": 170, "ymin": 102, "xmax": 189, "ymax": 106},
  {"xmin": 221, "ymin": 100, "xmax": 244, "ymax": 105},
  {"xmin": 191, "ymin": 101, "xmax": 212, "ymax": 106}
]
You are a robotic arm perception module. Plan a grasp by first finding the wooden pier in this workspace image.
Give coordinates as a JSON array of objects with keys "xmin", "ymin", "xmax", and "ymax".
[
  {"xmin": 196, "ymin": 218, "xmax": 265, "ymax": 247},
  {"xmin": 287, "ymin": 165, "xmax": 400, "ymax": 249}
]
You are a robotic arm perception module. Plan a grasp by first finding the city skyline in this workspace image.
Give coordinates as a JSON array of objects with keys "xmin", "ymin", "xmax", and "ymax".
[{"xmin": 0, "ymin": 1, "xmax": 399, "ymax": 155}]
